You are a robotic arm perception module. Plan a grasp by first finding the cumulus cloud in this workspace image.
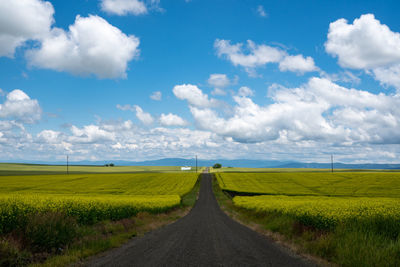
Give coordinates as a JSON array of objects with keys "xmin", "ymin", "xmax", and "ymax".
[
  {"xmin": 325, "ymin": 14, "xmax": 400, "ymax": 91},
  {"xmin": 320, "ymin": 70, "xmax": 361, "ymax": 85},
  {"xmin": 257, "ymin": 5, "xmax": 267, "ymax": 17},
  {"xmin": 208, "ymin": 74, "xmax": 234, "ymax": 96},
  {"xmin": 326, "ymin": 14, "xmax": 400, "ymax": 69},
  {"xmin": 238, "ymin": 86, "xmax": 254, "ymax": 97},
  {"xmin": 150, "ymin": 91, "xmax": 162, "ymax": 101},
  {"xmin": 214, "ymin": 39, "xmax": 317, "ymax": 75},
  {"xmin": 159, "ymin": 113, "xmax": 188, "ymax": 127},
  {"xmin": 134, "ymin": 105, "xmax": 154, "ymax": 125},
  {"xmin": 188, "ymin": 77, "xmax": 400, "ymax": 144},
  {"xmin": 1, "ymin": 110, "xmax": 400, "ymax": 163},
  {"xmin": 173, "ymin": 84, "xmax": 217, "ymax": 108},
  {"xmin": 100, "ymin": 0, "xmax": 147, "ymax": 15},
  {"xmin": 215, "ymin": 39, "xmax": 283, "ymax": 69},
  {"xmin": 69, "ymin": 124, "xmax": 115, "ymax": 144},
  {"xmin": 208, "ymin": 74, "xmax": 230, "ymax": 88},
  {"xmin": 116, "ymin": 104, "xmax": 133, "ymax": 111},
  {"xmin": 372, "ymin": 64, "xmax": 400, "ymax": 90},
  {"xmin": 279, "ymin": 55, "xmax": 318, "ymax": 74},
  {"xmin": 37, "ymin": 130, "xmax": 62, "ymax": 143},
  {"xmin": 117, "ymin": 104, "xmax": 154, "ymax": 125},
  {"xmin": 0, "ymin": 89, "xmax": 41, "ymax": 123},
  {"xmin": 211, "ymin": 88, "xmax": 227, "ymax": 96},
  {"xmin": 0, "ymin": 0, "xmax": 54, "ymax": 57},
  {"xmin": 26, "ymin": 15, "xmax": 140, "ymax": 79}
]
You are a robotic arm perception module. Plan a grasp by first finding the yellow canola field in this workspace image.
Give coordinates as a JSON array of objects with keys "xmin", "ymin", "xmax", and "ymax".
[
  {"xmin": 233, "ymin": 195, "xmax": 400, "ymax": 230},
  {"xmin": 0, "ymin": 173, "xmax": 199, "ymax": 234},
  {"xmin": 0, "ymin": 194, "xmax": 180, "ymax": 233}
]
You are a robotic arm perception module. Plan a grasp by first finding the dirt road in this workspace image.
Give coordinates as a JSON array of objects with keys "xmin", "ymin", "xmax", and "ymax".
[{"xmin": 87, "ymin": 172, "xmax": 313, "ymax": 266}]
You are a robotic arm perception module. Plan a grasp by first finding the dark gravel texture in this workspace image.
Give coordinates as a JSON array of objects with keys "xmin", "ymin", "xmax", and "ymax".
[{"xmin": 86, "ymin": 172, "xmax": 314, "ymax": 267}]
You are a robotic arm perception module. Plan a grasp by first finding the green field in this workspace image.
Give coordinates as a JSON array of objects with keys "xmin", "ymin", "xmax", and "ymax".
[
  {"xmin": 0, "ymin": 172, "xmax": 198, "ymax": 233},
  {"xmin": 216, "ymin": 172, "xmax": 400, "ymax": 197},
  {"xmin": 216, "ymin": 171, "xmax": 400, "ymax": 266},
  {"xmin": 0, "ymin": 173, "xmax": 198, "ymax": 195},
  {"xmin": 0, "ymin": 163, "xmax": 190, "ymax": 176},
  {"xmin": 0, "ymin": 166, "xmax": 199, "ymax": 265}
]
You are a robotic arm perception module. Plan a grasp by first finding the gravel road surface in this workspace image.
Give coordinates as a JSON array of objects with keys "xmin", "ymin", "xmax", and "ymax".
[{"xmin": 86, "ymin": 172, "xmax": 314, "ymax": 267}]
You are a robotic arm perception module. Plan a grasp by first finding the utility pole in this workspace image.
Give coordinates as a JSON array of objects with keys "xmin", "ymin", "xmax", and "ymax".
[
  {"xmin": 67, "ymin": 155, "xmax": 69, "ymax": 175},
  {"xmin": 196, "ymin": 155, "xmax": 198, "ymax": 173},
  {"xmin": 331, "ymin": 154, "xmax": 333, "ymax": 173}
]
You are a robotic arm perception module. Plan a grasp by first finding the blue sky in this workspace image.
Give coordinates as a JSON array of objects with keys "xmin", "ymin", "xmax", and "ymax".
[{"xmin": 0, "ymin": 0, "xmax": 400, "ymax": 163}]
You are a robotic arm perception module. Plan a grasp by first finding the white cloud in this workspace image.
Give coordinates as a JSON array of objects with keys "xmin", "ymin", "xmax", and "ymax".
[
  {"xmin": 134, "ymin": 105, "xmax": 154, "ymax": 125},
  {"xmin": 173, "ymin": 84, "xmax": 217, "ymax": 108},
  {"xmin": 279, "ymin": 55, "xmax": 318, "ymax": 74},
  {"xmin": 69, "ymin": 124, "xmax": 115, "ymax": 144},
  {"xmin": 26, "ymin": 15, "xmax": 140, "ymax": 79},
  {"xmin": 100, "ymin": 0, "xmax": 147, "ymax": 16},
  {"xmin": 116, "ymin": 104, "xmax": 154, "ymax": 125},
  {"xmin": 372, "ymin": 64, "xmax": 400, "ymax": 90},
  {"xmin": 1, "ymin": 111, "xmax": 400, "ymax": 163},
  {"xmin": 211, "ymin": 88, "xmax": 227, "ymax": 96},
  {"xmin": 325, "ymin": 14, "xmax": 400, "ymax": 91},
  {"xmin": 208, "ymin": 74, "xmax": 230, "ymax": 88},
  {"xmin": 208, "ymin": 74, "xmax": 233, "ymax": 96},
  {"xmin": 325, "ymin": 14, "xmax": 400, "ymax": 69},
  {"xmin": 116, "ymin": 104, "xmax": 134, "ymax": 111},
  {"xmin": 189, "ymin": 77, "xmax": 400, "ymax": 144},
  {"xmin": 214, "ymin": 39, "xmax": 317, "ymax": 75},
  {"xmin": 101, "ymin": 119, "xmax": 134, "ymax": 132},
  {"xmin": 159, "ymin": 113, "xmax": 188, "ymax": 127},
  {"xmin": 320, "ymin": 70, "xmax": 361, "ymax": 85},
  {"xmin": 0, "ymin": 0, "xmax": 54, "ymax": 57},
  {"xmin": 0, "ymin": 89, "xmax": 41, "ymax": 123},
  {"xmin": 257, "ymin": 5, "xmax": 267, "ymax": 18},
  {"xmin": 238, "ymin": 86, "xmax": 254, "ymax": 97},
  {"xmin": 150, "ymin": 91, "xmax": 162, "ymax": 101},
  {"xmin": 215, "ymin": 39, "xmax": 283, "ymax": 69},
  {"xmin": 37, "ymin": 130, "xmax": 61, "ymax": 143}
]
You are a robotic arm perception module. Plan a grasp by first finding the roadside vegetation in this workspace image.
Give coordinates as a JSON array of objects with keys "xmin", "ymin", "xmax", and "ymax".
[
  {"xmin": 214, "ymin": 171, "xmax": 400, "ymax": 266},
  {"xmin": 0, "ymin": 170, "xmax": 200, "ymax": 266}
]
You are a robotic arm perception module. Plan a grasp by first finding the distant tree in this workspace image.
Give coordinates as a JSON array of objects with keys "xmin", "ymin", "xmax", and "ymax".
[
  {"xmin": 110, "ymin": 163, "xmax": 114, "ymax": 167},
  {"xmin": 213, "ymin": 163, "xmax": 222, "ymax": 169},
  {"xmin": 104, "ymin": 164, "xmax": 109, "ymax": 167}
]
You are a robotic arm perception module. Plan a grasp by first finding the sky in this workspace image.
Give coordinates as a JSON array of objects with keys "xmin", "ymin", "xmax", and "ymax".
[{"xmin": 0, "ymin": 0, "xmax": 400, "ymax": 163}]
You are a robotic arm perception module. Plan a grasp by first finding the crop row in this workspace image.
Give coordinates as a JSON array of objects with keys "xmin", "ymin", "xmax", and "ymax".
[
  {"xmin": 0, "ymin": 194, "xmax": 181, "ymax": 234},
  {"xmin": 233, "ymin": 195, "xmax": 400, "ymax": 234}
]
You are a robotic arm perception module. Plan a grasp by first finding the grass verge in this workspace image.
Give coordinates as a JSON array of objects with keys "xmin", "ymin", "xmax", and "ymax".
[
  {"xmin": 212, "ymin": 174, "xmax": 400, "ymax": 267},
  {"xmin": 0, "ymin": 175, "xmax": 201, "ymax": 267}
]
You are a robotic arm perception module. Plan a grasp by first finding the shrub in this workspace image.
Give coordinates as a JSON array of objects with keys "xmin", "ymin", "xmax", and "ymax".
[
  {"xmin": 24, "ymin": 212, "xmax": 78, "ymax": 252},
  {"xmin": 0, "ymin": 239, "xmax": 30, "ymax": 267}
]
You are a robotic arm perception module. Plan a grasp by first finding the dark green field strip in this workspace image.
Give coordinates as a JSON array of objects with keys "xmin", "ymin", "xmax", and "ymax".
[
  {"xmin": 0, "ymin": 163, "xmax": 188, "ymax": 176},
  {"xmin": 0, "ymin": 173, "xmax": 199, "ymax": 196},
  {"xmin": 216, "ymin": 172, "xmax": 400, "ymax": 198}
]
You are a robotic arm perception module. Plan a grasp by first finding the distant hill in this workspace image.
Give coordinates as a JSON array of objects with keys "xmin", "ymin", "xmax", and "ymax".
[{"xmin": 2, "ymin": 158, "xmax": 399, "ymax": 169}]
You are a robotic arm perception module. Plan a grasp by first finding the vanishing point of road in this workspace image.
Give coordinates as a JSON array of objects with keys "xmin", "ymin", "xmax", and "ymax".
[{"xmin": 87, "ymin": 171, "xmax": 314, "ymax": 267}]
